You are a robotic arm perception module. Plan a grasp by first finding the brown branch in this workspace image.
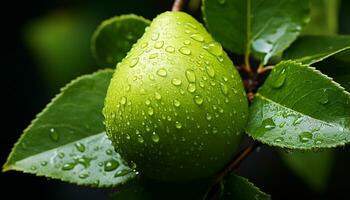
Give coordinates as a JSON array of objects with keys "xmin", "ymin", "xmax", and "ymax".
[
  {"xmin": 203, "ymin": 142, "xmax": 260, "ymax": 200},
  {"xmin": 172, "ymin": 0, "xmax": 188, "ymax": 11}
]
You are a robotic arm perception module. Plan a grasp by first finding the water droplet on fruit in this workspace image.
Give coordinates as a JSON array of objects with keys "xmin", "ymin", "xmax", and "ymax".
[
  {"xmin": 299, "ymin": 132, "xmax": 313, "ymax": 143},
  {"xmin": 179, "ymin": 46, "xmax": 191, "ymax": 55},
  {"xmin": 221, "ymin": 83, "xmax": 228, "ymax": 95},
  {"xmin": 184, "ymin": 40, "xmax": 191, "ymax": 45},
  {"xmin": 151, "ymin": 132, "xmax": 160, "ymax": 143},
  {"xmin": 145, "ymin": 99, "xmax": 151, "ymax": 106},
  {"xmin": 206, "ymin": 66, "xmax": 215, "ymax": 77},
  {"xmin": 141, "ymin": 42, "xmax": 148, "ymax": 48},
  {"xmin": 274, "ymin": 137, "xmax": 284, "ymax": 143},
  {"xmin": 120, "ymin": 96, "xmax": 127, "ymax": 105},
  {"xmin": 203, "ymin": 41, "xmax": 223, "ymax": 56},
  {"xmin": 186, "ymin": 70, "xmax": 196, "ymax": 82},
  {"xmin": 187, "ymin": 83, "xmax": 196, "ymax": 93},
  {"xmin": 75, "ymin": 142, "xmax": 86, "ymax": 153},
  {"xmin": 175, "ymin": 121, "xmax": 182, "ymax": 129},
  {"xmin": 206, "ymin": 113, "xmax": 212, "ymax": 121},
  {"xmin": 194, "ymin": 95, "xmax": 204, "ymax": 105},
  {"xmin": 149, "ymin": 53, "xmax": 158, "ymax": 59},
  {"xmin": 217, "ymin": 0, "xmax": 226, "ymax": 5},
  {"xmin": 155, "ymin": 92, "xmax": 162, "ymax": 100},
  {"xmin": 148, "ymin": 107, "xmax": 154, "ymax": 116},
  {"xmin": 173, "ymin": 99, "xmax": 181, "ymax": 107},
  {"xmin": 129, "ymin": 57, "xmax": 139, "ymax": 68},
  {"xmin": 172, "ymin": 78, "xmax": 182, "ymax": 86},
  {"xmin": 157, "ymin": 68, "xmax": 167, "ymax": 77},
  {"xmin": 165, "ymin": 46, "xmax": 175, "ymax": 53},
  {"xmin": 137, "ymin": 135, "xmax": 144, "ymax": 143},
  {"xmin": 151, "ymin": 33, "xmax": 159, "ymax": 41},
  {"xmin": 154, "ymin": 41, "xmax": 164, "ymax": 49},
  {"xmin": 190, "ymin": 34, "xmax": 204, "ymax": 42}
]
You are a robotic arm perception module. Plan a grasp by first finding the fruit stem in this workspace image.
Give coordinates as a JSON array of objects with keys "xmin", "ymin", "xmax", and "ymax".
[
  {"xmin": 172, "ymin": 0, "xmax": 188, "ymax": 11},
  {"xmin": 243, "ymin": 53, "xmax": 253, "ymax": 75},
  {"xmin": 203, "ymin": 142, "xmax": 260, "ymax": 200}
]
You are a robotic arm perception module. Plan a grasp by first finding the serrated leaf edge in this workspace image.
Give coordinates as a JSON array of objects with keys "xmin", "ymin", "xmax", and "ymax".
[
  {"xmin": 247, "ymin": 60, "xmax": 350, "ymax": 150},
  {"xmin": 3, "ymin": 69, "xmax": 113, "ymax": 170}
]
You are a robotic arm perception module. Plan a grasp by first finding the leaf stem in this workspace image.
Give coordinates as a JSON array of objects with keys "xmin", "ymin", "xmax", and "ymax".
[
  {"xmin": 243, "ymin": 0, "xmax": 253, "ymax": 75},
  {"xmin": 257, "ymin": 65, "xmax": 274, "ymax": 74},
  {"xmin": 203, "ymin": 142, "xmax": 260, "ymax": 200},
  {"xmin": 172, "ymin": 0, "xmax": 188, "ymax": 11}
]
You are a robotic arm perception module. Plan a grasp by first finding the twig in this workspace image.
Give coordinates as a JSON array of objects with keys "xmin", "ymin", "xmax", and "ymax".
[
  {"xmin": 172, "ymin": 0, "xmax": 188, "ymax": 11},
  {"xmin": 203, "ymin": 142, "xmax": 260, "ymax": 200}
]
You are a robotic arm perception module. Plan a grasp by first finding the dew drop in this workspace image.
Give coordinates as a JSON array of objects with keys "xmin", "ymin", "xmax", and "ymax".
[
  {"xmin": 137, "ymin": 135, "xmax": 144, "ymax": 143},
  {"xmin": 114, "ymin": 169, "xmax": 131, "ymax": 177},
  {"xmin": 49, "ymin": 128, "xmax": 59, "ymax": 142},
  {"xmin": 203, "ymin": 41, "xmax": 223, "ymax": 56},
  {"xmin": 194, "ymin": 95, "xmax": 204, "ymax": 105},
  {"xmin": 217, "ymin": 0, "xmax": 226, "ymax": 5},
  {"xmin": 149, "ymin": 53, "xmax": 158, "ymax": 59},
  {"xmin": 221, "ymin": 83, "xmax": 228, "ymax": 95},
  {"xmin": 299, "ymin": 132, "xmax": 313, "ymax": 143},
  {"xmin": 141, "ymin": 42, "xmax": 148, "ymax": 48},
  {"xmin": 154, "ymin": 41, "xmax": 164, "ymax": 49},
  {"xmin": 129, "ymin": 57, "xmax": 139, "ymax": 68},
  {"xmin": 190, "ymin": 34, "xmax": 204, "ymax": 42},
  {"xmin": 58, "ymin": 152, "xmax": 65, "ymax": 158},
  {"xmin": 41, "ymin": 161, "xmax": 48, "ymax": 166},
  {"xmin": 179, "ymin": 46, "xmax": 191, "ymax": 55},
  {"xmin": 79, "ymin": 173, "xmax": 89, "ymax": 179},
  {"xmin": 151, "ymin": 33, "xmax": 159, "ymax": 41},
  {"xmin": 165, "ymin": 46, "xmax": 175, "ymax": 53},
  {"xmin": 155, "ymin": 92, "xmax": 162, "ymax": 100},
  {"xmin": 206, "ymin": 66, "xmax": 215, "ymax": 77},
  {"xmin": 174, "ymin": 121, "xmax": 182, "ymax": 129},
  {"xmin": 186, "ymin": 70, "xmax": 196, "ymax": 82},
  {"xmin": 151, "ymin": 132, "xmax": 160, "ymax": 143},
  {"xmin": 183, "ymin": 40, "xmax": 191, "ymax": 45},
  {"xmin": 274, "ymin": 137, "xmax": 284, "ymax": 143},
  {"xmin": 318, "ymin": 90, "xmax": 329, "ymax": 104},
  {"xmin": 62, "ymin": 162, "xmax": 76, "ymax": 171},
  {"xmin": 120, "ymin": 96, "xmax": 127, "ymax": 105},
  {"xmin": 171, "ymin": 78, "xmax": 182, "ymax": 86},
  {"xmin": 157, "ymin": 68, "xmax": 167, "ymax": 77},
  {"xmin": 104, "ymin": 159, "xmax": 120, "ymax": 171},
  {"xmin": 271, "ymin": 70, "xmax": 286, "ymax": 88},
  {"xmin": 75, "ymin": 142, "xmax": 86, "ymax": 153},
  {"xmin": 261, "ymin": 118, "xmax": 276, "ymax": 130},
  {"xmin": 212, "ymin": 127, "xmax": 218, "ymax": 134},
  {"xmin": 173, "ymin": 99, "xmax": 181, "ymax": 107},
  {"xmin": 187, "ymin": 83, "xmax": 196, "ymax": 93},
  {"xmin": 145, "ymin": 99, "xmax": 151, "ymax": 106},
  {"xmin": 148, "ymin": 107, "xmax": 154, "ymax": 116},
  {"xmin": 105, "ymin": 149, "xmax": 113, "ymax": 155},
  {"xmin": 206, "ymin": 113, "xmax": 212, "ymax": 121}
]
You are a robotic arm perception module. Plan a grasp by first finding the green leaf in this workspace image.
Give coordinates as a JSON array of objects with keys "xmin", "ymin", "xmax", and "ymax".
[
  {"xmin": 91, "ymin": 14, "xmax": 150, "ymax": 67},
  {"xmin": 302, "ymin": 0, "xmax": 340, "ymax": 35},
  {"xmin": 110, "ymin": 174, "xmax": 270, "ymax": 200},
  {"xmin": 223, "ymin": 174, "xmax": 271, "ymax": 200},
  {"xmin": 283, "ymin": 35, "xmax": 350, "ymax": 64},
  {"xmin": 3, "ymin": 70, "xmax": 137, "ymax": 187},
  {"xmin": 202, "ymin": 0, "xmax": 310, "ymax": 64},
  {"xmin": 246, "ymin": 61, "xmax": 350, "ymax": 150},
  {"xmin": 280, "ymin": 150, "xmax": 334, "ymax": 192}
]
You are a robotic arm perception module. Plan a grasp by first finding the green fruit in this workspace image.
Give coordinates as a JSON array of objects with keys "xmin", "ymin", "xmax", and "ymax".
[{"xmin": 103, "ymin": 11, "xmax": 248, "ymax": 181}]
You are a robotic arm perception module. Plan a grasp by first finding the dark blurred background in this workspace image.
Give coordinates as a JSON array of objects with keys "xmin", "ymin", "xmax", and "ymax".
[{"xmin": 1, "ymin": 0, "xmax": 349, "ymax": 199}]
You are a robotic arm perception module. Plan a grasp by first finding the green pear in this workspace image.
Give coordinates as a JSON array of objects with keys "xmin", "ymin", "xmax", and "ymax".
[{"xmin": 103, "ymin": 11, "xmax": 248, "ymax": 181}]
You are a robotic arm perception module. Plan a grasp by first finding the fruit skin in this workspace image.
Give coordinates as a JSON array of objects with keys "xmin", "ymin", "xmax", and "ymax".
[{"xmin": 103, "ymin": 11, "xmax": 248, "ymax": 181}]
